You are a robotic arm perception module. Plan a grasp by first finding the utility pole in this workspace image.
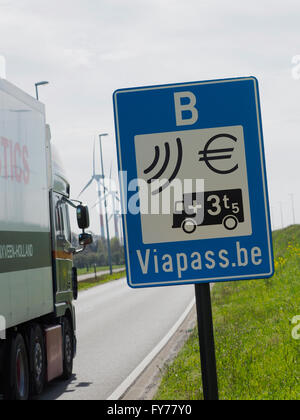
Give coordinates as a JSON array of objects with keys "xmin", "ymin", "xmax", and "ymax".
[
  {"xmin": 280, "ymin": 202, "xmax": 284, "ymax": 229},
  {"xmin": 96, "ymin": 175, "xmax": 106, "ymax": 239},
  {"xmin": 289, "ymin": 194, "xmax": 296, "ymax": 225},
  {"xmin": 99, "ymin": 133, "xmax": 113, "ymax": 275},
  {"xmin": 112, "ymin": 195, "xmax": 120, "ymax": 241}
]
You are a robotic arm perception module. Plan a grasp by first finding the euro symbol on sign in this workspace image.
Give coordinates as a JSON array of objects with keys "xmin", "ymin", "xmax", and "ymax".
[{"xmin": 198, "ymin": 133, "xmax": 238, "ymax": 175}]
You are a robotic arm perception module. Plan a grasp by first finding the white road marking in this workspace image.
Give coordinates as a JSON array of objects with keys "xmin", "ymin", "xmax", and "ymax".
[{"xmin": 107, "ymin": 297, "xmax": 196, "ymax": 400}]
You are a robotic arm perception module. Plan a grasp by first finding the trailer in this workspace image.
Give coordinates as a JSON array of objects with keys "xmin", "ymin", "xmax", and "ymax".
[{"xmin": 0, "ymin": 78, "xmax": 92, "ymax": 400}]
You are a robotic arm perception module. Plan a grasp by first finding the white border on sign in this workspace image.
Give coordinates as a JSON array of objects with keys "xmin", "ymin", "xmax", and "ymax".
[{"xmin": 114, "ymin": 77, "xmax": 274, "ymax": 287}]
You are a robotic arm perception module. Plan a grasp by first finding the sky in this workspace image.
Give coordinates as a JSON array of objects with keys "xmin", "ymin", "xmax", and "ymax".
[{"xmin": 0, "ymin": 0, "xmax": 299, "ymax": 234}]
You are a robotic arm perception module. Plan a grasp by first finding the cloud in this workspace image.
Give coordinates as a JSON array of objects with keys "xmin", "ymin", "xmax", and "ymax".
[
  {"xmin": 64, "ymin": 49, "xmax": 94, "ymax": 68},
  {"xmin": 100, "ymin": 50, "xmax": 137, "ymax": 62}
]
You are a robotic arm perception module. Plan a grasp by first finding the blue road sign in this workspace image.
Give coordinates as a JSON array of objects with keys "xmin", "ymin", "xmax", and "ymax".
[{"xmin": 113, "ymin": 77, "xmax": 274, "ymax": 288}]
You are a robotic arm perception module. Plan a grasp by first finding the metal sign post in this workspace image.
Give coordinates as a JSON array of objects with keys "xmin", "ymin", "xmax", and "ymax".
[{"xmin": 195, "ymin": 283, "xmax": 219, "ymax": 400}]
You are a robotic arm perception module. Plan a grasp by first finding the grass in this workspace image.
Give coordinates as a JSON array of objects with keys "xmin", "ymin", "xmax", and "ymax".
[
  {"xmin": 155, "ymin": 225, "xmax": 300, "ymax": 400},
  {"xmin": 78, "ymin": 270, "xmax": 127, "ymax": 292},
  {"xmin": 77, "ymin": 265, "xmax": 125, "ymax": 276}
]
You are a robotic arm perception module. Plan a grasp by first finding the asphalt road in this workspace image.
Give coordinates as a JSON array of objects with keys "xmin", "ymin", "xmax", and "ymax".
[{"xmin": 39, "ymin": 277, "xmax": 194, "ymax": 400}]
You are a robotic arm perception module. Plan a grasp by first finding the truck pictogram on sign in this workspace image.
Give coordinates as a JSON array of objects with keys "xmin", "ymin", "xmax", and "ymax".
[{"xmin": 173, "ymin": 189, "xmax": 244, "ymax": 234}]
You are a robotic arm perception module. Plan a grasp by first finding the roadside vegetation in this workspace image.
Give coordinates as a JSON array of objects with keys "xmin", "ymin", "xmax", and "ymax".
[
  {"xmin": 78, "ymin": 270, "xmax": 127, "ymax": 292},
  {"xmin": 155, "ymin": 225, "xmax": 300, "ymax": 400},
  {"xmin": 77, "ymin": 265, "xmax": 125, "ymax": 276},
  {"xmin": 71, "ymin": 233, "xmax": 126, "ymax": 291},
  {"xmin": 72, "ymin": 235, "xmax": 125, "ymax": 270}
]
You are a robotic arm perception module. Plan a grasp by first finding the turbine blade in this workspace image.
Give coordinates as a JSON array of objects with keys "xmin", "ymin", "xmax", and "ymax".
[
  {"xmin": 92, "ymin": 192, "xmax": 110, "ymax": 209},
  {"xmin": 91, "ymin": 200, "xmax": 99, "ymax": 210},
  {"xmin": 78, "ymin": 177, "xmax": 94, "ymax": 198}
]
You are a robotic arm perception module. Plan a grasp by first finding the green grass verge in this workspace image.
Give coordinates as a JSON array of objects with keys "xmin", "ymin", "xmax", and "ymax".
[
  {"xmin": 77, "ymin": 265, "xmax": 125, "ymax": 276},
  {"xmin": 78, "ymin": 270, "xmax": 127, "ymax": 292},
  {"xmin": 155, "ymin": 225, "xmax": 300, "ymax": 400}
]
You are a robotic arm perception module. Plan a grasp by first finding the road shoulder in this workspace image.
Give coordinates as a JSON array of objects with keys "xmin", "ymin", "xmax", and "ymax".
[{"xmin": 121, "ymin": 305, "xmax": 197, "ymax": 400}]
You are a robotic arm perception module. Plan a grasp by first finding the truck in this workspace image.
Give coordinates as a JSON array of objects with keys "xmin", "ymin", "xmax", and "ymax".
[{"xmin": 0, "ymin": 78, "xmax": 92, "ymax": 400}]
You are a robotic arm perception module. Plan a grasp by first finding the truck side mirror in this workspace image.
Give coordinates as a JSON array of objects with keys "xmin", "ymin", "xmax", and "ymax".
[
  {"xmin": 79, "ymin": 233, "xmax": 93, "ymax": 247},
  {"xmin": 77, "ymin": 205, "xmax": 90, "ymax": 230}
]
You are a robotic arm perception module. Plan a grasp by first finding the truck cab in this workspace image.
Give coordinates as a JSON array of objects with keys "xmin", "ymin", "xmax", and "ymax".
[
  {"xmin": 51, "ymin": 145, "xmax": 77, "ymax": 323},
  {"xmin": 46, "ymin": 144, "xmax": 92, "ymax": 385}
]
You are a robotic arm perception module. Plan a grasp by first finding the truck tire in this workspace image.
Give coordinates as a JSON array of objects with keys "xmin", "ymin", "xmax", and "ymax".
[
  {"xmin": 29, "ymin": 324, "xmax": 46, "ymax": 396},
  {"xmin": 61, "ymin": 318, "xmax": 73, "ymax": 380},
  {"xmin": 5, "ymin": 333, "xmax": 30, "ymax": 400}
]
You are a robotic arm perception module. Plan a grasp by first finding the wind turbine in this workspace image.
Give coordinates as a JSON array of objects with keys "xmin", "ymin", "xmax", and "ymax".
[
  {"xmin": 78, "ymin": 138, "xmax": 107, "ymax": 239},
  {"xmin": 92, "ymin": 162, "xmax": 122, "ymax": 241}
]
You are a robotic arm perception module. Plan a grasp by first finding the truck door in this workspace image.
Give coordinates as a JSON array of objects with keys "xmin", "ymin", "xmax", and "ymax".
[{"xmin": 52, "ymin": 193, "xmax": 73, "ymax": 305}]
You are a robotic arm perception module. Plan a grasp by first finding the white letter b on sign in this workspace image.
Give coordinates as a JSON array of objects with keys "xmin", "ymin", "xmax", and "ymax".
[{"xmin": 174, "ymin": 91, "xmax": 198, "ymax": 126}]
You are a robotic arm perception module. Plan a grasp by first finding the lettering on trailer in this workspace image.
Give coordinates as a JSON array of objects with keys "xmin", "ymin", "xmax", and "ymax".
[
  {"xmin": 0, "ymin": 231, "xmax": 51, "ymax": 273},
  {"xmin": 0, "ymin": 244, "xmax": 34, "ymax": 259},
  {"xmin": 0, "ymin": 136, "xmax": 30, "ymax": 184}
]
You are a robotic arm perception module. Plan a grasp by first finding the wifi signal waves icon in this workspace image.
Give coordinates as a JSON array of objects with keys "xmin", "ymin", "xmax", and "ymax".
[{"xmin": 144, "ymin": 138, "xmax": 183, "ymax": 195}]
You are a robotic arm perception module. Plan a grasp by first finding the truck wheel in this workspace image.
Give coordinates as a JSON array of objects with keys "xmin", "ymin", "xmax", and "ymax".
[
  {"xmin": 182, "ymin": 219, "xmax": 197, "ymax": 234},
  {"xmin": 5, "ymin": 333, "xmax": 29, "ymax": 400},
  {"xmin": 29, "ymin": 324, "xmax": 46, "ymax": 396},
  {"xmin": 61, "ymin": 318, "xmax": 73, "ymax": 380}
]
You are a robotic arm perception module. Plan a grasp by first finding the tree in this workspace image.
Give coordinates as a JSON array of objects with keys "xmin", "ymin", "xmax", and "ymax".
[
  {"xmin": 110, "ymin": 237, "xmax": 125, "ymax": 265},
  {"xmin": 72, "ymin": 232, "xmax": 125, "ymax": 269}
]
